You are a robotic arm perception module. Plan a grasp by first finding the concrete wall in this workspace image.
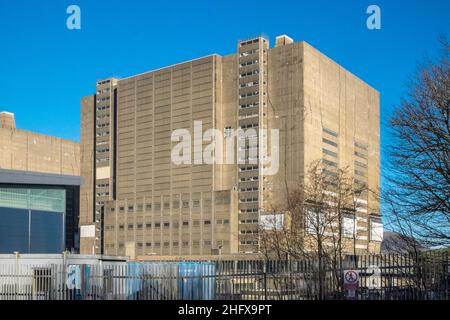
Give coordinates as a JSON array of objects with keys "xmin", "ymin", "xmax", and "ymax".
[{"xmin": 0, "ymin": 125, "xmax": 80, "ymax": 176}]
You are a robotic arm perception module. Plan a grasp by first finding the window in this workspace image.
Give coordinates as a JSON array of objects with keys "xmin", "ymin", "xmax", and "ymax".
[
  {"xmin": 323, "ymin": 149, "xmax": 338, "ymax": 158},
  {"xmin": 355, "ymin": 141, "xmax": 368, "ymax": 151},
  {"xmin": 323, "ymin": 128, "xmax": 338, "ymax": 137},
  {"xmin": 145, "ymin": 223, "xmax": 152, "ymax": 229},
  {"xmin": 355, "ymin": 170, "xmax": 366, "ymax": 177},
  {"xmin": 355, "ymin": 151, "xmax": 367, "ymax": 159},
  {"xmin": 324, "ymin": 170, "xmax": 338, "ymax": 177},
  {"xmin": 182, "ymin": 201, "xmax": 190, "ymax": 208},
  {"xmin": 182, "ymin": 221, "xmax": 189, "ymax": 227},
  {"xmin": 323, "ymin": 138, "xmax": 338, "ymax": 148},
  {"xmin": 370, "ymin": 219, "xmax": 384, "ymax": 242},
  {"xmin": 343, "ymin": 216, "xmax": 356, "ymax": 238},
  {"xmin": 355, "ymin": 160, "xmax": 368, "ymax": 169},
  {"xmin": 225, "ymin": 127, "xmax": 233, "ymax": 138},
  {"xmin": 204, "ymin": 220, "xmax": 211, "ymax": 225},
  {"xmin": 305, "ymin": 211, "xmax": 326, "ymax": 235},
  {"xmin": 323, "ymin": 159, "xmax": 338, "ymax": 167}
]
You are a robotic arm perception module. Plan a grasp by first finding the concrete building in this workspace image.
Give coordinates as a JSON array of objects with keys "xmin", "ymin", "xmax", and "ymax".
[
  {"xmin": 80, "ymin": 35, "xmax": 382, "ymax": 257},
  {"xmin": 0, "ymin": 112, "xmax": 81, "ymax": 254}
]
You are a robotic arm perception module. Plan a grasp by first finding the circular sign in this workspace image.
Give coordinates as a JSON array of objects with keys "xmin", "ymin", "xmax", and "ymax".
[{"xmin": 344, "ymin": 270, "xmax": 358, "ymax": 284}]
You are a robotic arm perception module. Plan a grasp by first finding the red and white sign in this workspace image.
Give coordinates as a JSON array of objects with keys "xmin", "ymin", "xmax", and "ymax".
[{"xmin": 343, "ymin": 269, "xmax": 359, "ymax": 300}]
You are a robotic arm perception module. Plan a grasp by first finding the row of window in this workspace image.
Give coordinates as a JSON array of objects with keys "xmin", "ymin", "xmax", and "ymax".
[
  {"xmin": 323, "ymin": 159, "xmax": 338, "ymax": 168},
  {"xmin": 306, "ymin": 213, "xmax": 383, "ymax": 242},
  {"xmin": 240, "ymin": 49, "xmax": 259, "ymax": 57},
  {"xmin": 239, "ymin": 165, "xmax": 259, "ymax": 172},
  {"xmin": 323, "ymin": 148, "xmax": 338, "ymax": 158},
  {"xmin": 240, "ymin": 241, "xmax": 259, "ymax": 245},
  {"xmin": 240, "ymin": 197, "xmax": 259, "ymax": 203},
  {"xmin": 240, "ymin": 124, "xmax": 259, "ymax": 130},
  {"xmin": 240, "ymin": 230, "xmax": 259, "ymax": 235},
  {"xmin": 97, "ymin": 88, "xmax": 110, "ymax": 94},
  {"xmin": 111, "ymin": 198, "xmax": 230, "ymax": 213},
  {"xmin": 97, "ymin": 114, "xmax": 110, "ymax": 120},
  {"xmin": 240, "ymin": 219, "xmax": 259, "ymax": 224},
  {"xmin": 323, "ymin": 138, "xmax": 338, "ymax": 148},
  {"xmin": 239, "ymin": 102, "xmax": 259, "ymax": 109},
  {"xmin": 240, "ymin": 81, "xmax": 259, "ymax": 88},
  {"xmin": 97, "ymin": 79, "xmax": 111, "ymax": 85},
  {"xmin": 239, "ymin": 70, "xmax": 259, "ymax": 78},
  {"xmin": 107, "ymin": 240, "xmax": 228, "ymax": 249},
  {"xmin": 240, "ymin": 208, "xmax": 259, "ymax": 214},
  {"xmin": 239, "ymin": 187, "xmax": 259, "ymax": 192},
  {"xmin": 355, "ymin": 160, "xmax": 368, "ymax": 169},
  {"xmin": 96, "ymin": 131, "xmax": 110, "ymax": 137},
  {"xmin": 97, "ymin": 97, "xmax": 110, "ymax": 103},
  {"xmin": 96, "ymin": 123, "xmax": 110, "ymax": 128},
  {"xmin": 355, "ymin": 151, "xmax": 367, "ymax": 159},
  {"xmin": 96, "ymin": 192, "xmax": 109, "ymax": 197},
  {"xmin": 240, "ymin": 91, "xmax": 259, "ymax": 99},
  {"xmin": 239, "ymin": 38, "xmax": 260, "ymax": 47},
  {"xmin": 239, "ymin": 60, "xmax": 259, "ymax": 67},
  {"xmin": 354, "ymin": 141, "xmax": 368, "ymax": 151},
  {"xmin": 323, "ymin": 127, "xmax": 338, "ymax": 138},
  {"xmin": 107, "ymin": 219, "xmax": 230, "ymax": 231}
]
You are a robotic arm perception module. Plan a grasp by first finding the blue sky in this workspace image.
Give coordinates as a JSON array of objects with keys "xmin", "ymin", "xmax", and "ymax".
[{"xmin": 0, "ymin": 0, "xmax": 449, "ymax": 213}]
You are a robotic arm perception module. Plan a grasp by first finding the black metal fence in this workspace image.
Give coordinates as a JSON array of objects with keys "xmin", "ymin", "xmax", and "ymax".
[{"xmin": 0, "ymin": 253, "xmax": 448, "ymax": 300}]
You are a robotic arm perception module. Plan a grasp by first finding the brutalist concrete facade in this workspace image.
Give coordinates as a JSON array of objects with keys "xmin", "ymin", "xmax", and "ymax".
[{"xmin": 79, "ymin": 35, "xmax": 381, "ymax": 257}]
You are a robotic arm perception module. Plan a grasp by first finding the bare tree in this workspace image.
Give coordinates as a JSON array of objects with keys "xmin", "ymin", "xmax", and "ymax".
[
  {"xmin": 260, "ymin": 160, "xmax": 369, "ymax": 299},
  {"xmin": 387, "ymin": 37, "xmax": 450, "ymax": 248}
]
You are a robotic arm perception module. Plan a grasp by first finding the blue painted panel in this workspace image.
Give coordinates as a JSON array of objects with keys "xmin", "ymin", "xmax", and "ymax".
[
  {"xmin": 30, "ymin": 210, "xmax": 64, "ymax": 253},
  {"xmin": 0, "ymin": 207, "xmax": 29, "ymax": 253}
]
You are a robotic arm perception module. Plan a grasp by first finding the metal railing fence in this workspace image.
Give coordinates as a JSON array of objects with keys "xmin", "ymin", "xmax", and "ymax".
[{"xmin": 0, "ymin": 253, "xmax": 448, "ymax": 300}]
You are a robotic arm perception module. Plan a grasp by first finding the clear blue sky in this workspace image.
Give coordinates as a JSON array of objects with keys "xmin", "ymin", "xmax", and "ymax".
[{"xmin": 0, "ymin": 0, "xmax": 449, "ymax": 204}]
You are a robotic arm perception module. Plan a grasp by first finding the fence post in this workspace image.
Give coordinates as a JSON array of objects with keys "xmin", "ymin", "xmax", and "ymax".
[{"xmin": 263, "ymin": 261, "xmax": 267, "ymax": 300}]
